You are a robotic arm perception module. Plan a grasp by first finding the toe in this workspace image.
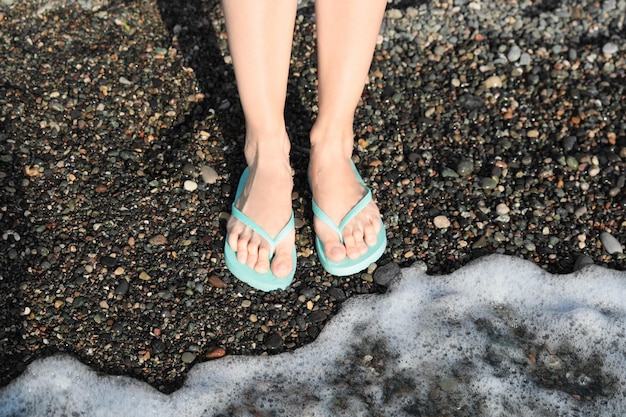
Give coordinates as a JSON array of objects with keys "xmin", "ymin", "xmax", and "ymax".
[
  {"xmin": 245, "ymin": 234, "xmax": 261, "ymax": 269},
  {"xmin": 342, "ymin": 230, "xmax": 361, "ymax": 260},
  {"xmin": 321, "ymin": 236, "xmax": 346, "ymax": 262},
  {"xmin": 363, "ymin": 220, "xmax": 378, "ymax": 247},
  {"xmin": 255, "ymin": 242, "xmax": 271, "ymax": 274},
  {"xmin": 352, "ymin": 227, "xmax": 368, "ymax": 255},
  {"xmin": 270, "ymin": 232, "xmax": 294, "ymax": 278}
]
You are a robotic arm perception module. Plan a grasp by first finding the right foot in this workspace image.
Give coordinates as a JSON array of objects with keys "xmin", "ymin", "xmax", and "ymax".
[{"xmin": 226, "ymin": 134, "xmax": 295, "ymax": 278}]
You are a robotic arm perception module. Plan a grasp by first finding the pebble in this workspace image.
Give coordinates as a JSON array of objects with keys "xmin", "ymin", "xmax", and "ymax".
[
  {"xmin": 149, "ymin": 234, "xmax": 168, "ymax": 245},
  {"xmin": 484, "ymin": 75, "xmax": 503, "ymax": 89},
  {"xmin": 574, "ymin": 255, "xmax": 594, "ymax": 271},
  {"xmin": 115, "ymin": 280, "xmax": 129, "ymax": 296},
  {"xmin": 139, "ymin": 271, "xmax": 151, "ymax": 281},
  {"xmin": 200, "ymin": 165, "xmax": 218, "ymax": 184},
  {"xmin": 495, "ymin": 203, "xmax": 510, "ymax": 215},
  {"xmin": 602, "ymin": 42, "xmax": 618, "ymax": 55},
  {"xmin": 456, "ymin": 159, "xmax": 474, "ymax": 176},
  {"xmin": 507, "ymin": 45, "xmax": 522, "ymax": 62},
  {"xmin": 181, "ymin": 352, "xmax": 197, "ymax": 364},
  {"xmin": 205, "ymin": 346, "xmax": 226, "ymax": 360},
  {"xmin": 600, "ymin": 232, "xmax": 623, "ymax": 254},
  {"xmin": 208, "ymin": 275, "xmax": 227, "ymax": 288},
  {"xmin": 433, "ymin": 215, "xmax": 451, "ymax": 229},
  {"xmin": 373, "ymin": 262, "xmax": 401, "ymax": 287},
  {"xmin": 183, "ymin": 180, "xmax": 198, "ymax": 192}
]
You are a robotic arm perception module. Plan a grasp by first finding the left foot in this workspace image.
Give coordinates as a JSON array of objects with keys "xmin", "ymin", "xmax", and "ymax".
[{"xmin": 308, "ymin": 139, "xmax": 383, "ymax": 263}]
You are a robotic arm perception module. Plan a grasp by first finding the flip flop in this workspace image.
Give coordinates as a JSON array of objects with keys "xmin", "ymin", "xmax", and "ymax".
[
  {"xmin": 224, "ymin": 168, "xmax": 296, "ymax": 291},
  {"xmin": 311, "ymin": 162, "xmax": 387, "ymax": 276}
]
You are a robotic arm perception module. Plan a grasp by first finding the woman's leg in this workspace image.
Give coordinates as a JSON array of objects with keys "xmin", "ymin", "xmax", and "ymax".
[
  {"xmin": 222, "ymin": 0, "xmax": 297, "ymax": 278},
  {"xmin": 309, "ymin": 0, "xmax": 387, "ymax": 262}
]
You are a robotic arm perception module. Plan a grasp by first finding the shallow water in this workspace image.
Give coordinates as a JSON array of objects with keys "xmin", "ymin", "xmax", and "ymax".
[{"xmin": 1, "ymin": 255, "xmax": 625, "ymax": 416}]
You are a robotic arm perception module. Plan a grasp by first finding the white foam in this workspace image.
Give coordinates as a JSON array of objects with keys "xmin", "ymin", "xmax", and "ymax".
[{"xmin": 1, "ymin": 255, "xmax": 625, "ymax": 416}]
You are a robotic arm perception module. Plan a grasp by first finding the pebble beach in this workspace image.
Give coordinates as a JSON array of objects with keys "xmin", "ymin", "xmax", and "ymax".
[{"xmin": 1, "ymin": 0, "xmax": 625, "ymax": 398}]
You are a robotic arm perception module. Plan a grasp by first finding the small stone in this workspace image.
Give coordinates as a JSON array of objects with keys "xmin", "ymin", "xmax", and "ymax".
[
  {"xmin": 527, "ymin": 130, "xmax": 539, "ymax": 138},
  {"xmin": 480, "ymin": 177, "xmax": 498, "ymax": 190},
  {"xmin": 113, "ymin": 267, "xmax": 124, "ymax": 276},
  {"xmin": 241, "ymin": 300, "xmax": 252, "ymax": 308},
  {"xmin": 183, "ymin": 180, "xmax": 198, "ymax": 192},
  {"xmin": 574, "ymin": 255, "xmax": 594, "ymax": 271},
  {"xmin": 149, "ymin": 234, "xmax": 168, "ymax": 245},
  {"xmin": 208, "ymin": 275, "xmax": 227, "ymax": 288},
  {"xmin": 327, "ymin": 287, "xmax": 346, "ymax": 301},
  {"xmin": 139, "ymin": 271, "xmax": 151, "ymax": 281},
  {"xmin": 181, "ymin": 352, "xmax": 197, "ymax": 364},
  {"xmin": 386, "ymin": 8, "xmax": 403, "ymax": 19},
  {"xmin": 265, "ymin": 333, "xmax": 283, "ymax": 349},
  {"xmin": 433, "ymin": 215, "xmax": 451, "ymax": 229},
  {"xmin": 115, "ymin": 280, "xmax": 129, "ymax": 295},
  {"xmin": 373, "ymin": 262, "xmax": 401, "ymax": 286},
  {"xmin": 484, "ymin": 75, "xmax": 503, "ymax": 89},
  {"xmin": 600, "ymin": 232, "xmax": 623, "ymax": 254},
  {"xmin": 495, "ymin": 203, "xmax": 510, "ymax": 215},
  {"xmin": 507, "ymin": 45, "xmax": 522, "ymax": 62},
  {"xmin": 205, "ymin": 346, "xmax": 226, "ymax": 360},
  {"xmin": 200, "ymin": 165, "xmax": 218, "ymax": 184},
  {"xmin": 602, "ymin": 42, "xmax": 618, "ymax": 55},
  {"xmin": 588, "ymin": 166, "xmax": 600, "ymax": 177},
  {"xmin": 519, "ymin": 53, "xmax": 531, "ymax": 66},
  {"xmin": 566, "ymin": 156, "xmax": 579, "ymax": 170},
  {"xmin": 456, "ymin": 159, "xmax": 474, "ymax": 176}
]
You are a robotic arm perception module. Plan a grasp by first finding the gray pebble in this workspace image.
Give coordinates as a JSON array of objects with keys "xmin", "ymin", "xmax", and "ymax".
[
  {"xmin": 373, "ymin": 262, "xmax": 401, "ymax": 287},
  {"xmin": 115, "ymin": 279, "xmax": 129, "ymax": 296},
  {"xmin": 456, "ymin": 160, "xmax": 474, "ymax": 176},
  {"xmin": 508, "ymin": 45, "xmax": 522, "ymax": 62},
  {"xmin": 600, "ymin": 232, "xmax": 623, "ymax": 254},
  {"xmin": 602, "ymin": 42, "xmax": 618, "ymax": 55},
  {"xmin": 181, "ymin": 352, "xmax": 197, "ymax": 364},
  {"xmin": 574, "ymin": 255, "xmax": 594, "ymax": 271}
]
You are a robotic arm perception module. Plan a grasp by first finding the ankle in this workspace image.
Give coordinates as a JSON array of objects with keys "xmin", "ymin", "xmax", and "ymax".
[
  {"xmin": 244, "ymin": 130, "xmax": 291, "ymax": 168},
  {"xmin": 309, "ymin": 122, "xmax": 355, "ymax": 160}
]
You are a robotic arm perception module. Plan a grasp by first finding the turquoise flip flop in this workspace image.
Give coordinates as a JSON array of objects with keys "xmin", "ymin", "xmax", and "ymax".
[
  {"xmin": 224, "ymin": 168, "xmax": 296, "ymax": 291},
  {"xmin": 311, "ymin": 162, "xmax": 387, "ymax": 276}
]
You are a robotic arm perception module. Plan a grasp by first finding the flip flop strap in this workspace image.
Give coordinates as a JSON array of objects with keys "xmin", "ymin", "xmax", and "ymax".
[
  {"xmin": 231, "ymin": 204, "xmax": 294, "ymax": 256},
  {"xmin": 311, "ymin": 188, "xmax": 373, "ymax": 244}
]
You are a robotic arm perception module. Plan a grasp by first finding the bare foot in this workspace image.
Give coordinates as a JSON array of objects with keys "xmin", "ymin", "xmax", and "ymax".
[
  {"xmin": 226, "ymin": 134, "xmax": 295, "ymax": 278},
  {"xmin": 309, "ymin": 140, "xmax": 383, "ymax": 263}
]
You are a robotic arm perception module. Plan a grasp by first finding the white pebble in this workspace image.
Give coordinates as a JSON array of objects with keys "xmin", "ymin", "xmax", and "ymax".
[
  {"xmin": 386, "ymin": 9, "xmax": 403, "ymax": 19},
  {"xmin": 433, "ymin": 215, "xmax": 451, "ymax": 229},
  {"xmin": 600, "ymin": 232, "xmax": 623, "ymax": 254},
  {"xmin": 602, "ymin": 42, "xmax": 618, "ymax": 55},
  {"xmin": 200, "ymin": 165, "xmax": 218, "ymax": 184},
  {"xmin": 184, "ymin": 180, "xmax": 198, "ymax": 192},
  {"xmin": 484, "ymin": 75, "xmax": 503, "ymax": 89},
  {"xmin": 495, "ymin": 203, "xmax": 510, "ymax": 215}
]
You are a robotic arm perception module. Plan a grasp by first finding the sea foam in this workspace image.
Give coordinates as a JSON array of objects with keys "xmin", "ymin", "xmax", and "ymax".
[{"xmin": 1, "ymin": 255, "xmax": 625, "ymax": 416}]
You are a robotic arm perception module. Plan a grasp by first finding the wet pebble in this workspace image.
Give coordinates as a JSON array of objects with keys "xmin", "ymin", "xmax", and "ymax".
[
  {"xmin": 373, "ymin": 262, "xmax": 401, "ymax": 287},
  {"xmin": 181, "ymin": 352, "xmax": 197, "ymax": 364},
  {"xmin": 600, "ymin": 232, "xmax": 623, "ymax": 254},
  {"xmin": 208, "ymin": 275, "xmax": 227, "ymax": 288}
]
